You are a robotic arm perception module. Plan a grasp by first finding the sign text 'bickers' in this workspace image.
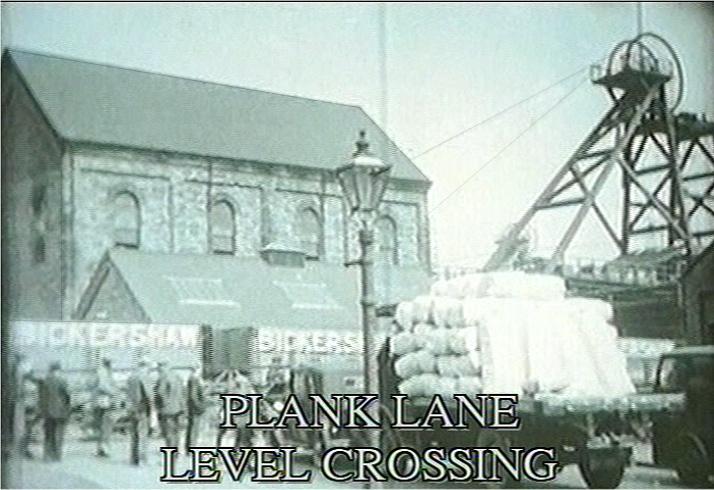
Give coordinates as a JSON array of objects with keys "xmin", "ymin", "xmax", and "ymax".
[{"xmin": 256, "ymin": 330, "xmax": 363, "ymax": 355}]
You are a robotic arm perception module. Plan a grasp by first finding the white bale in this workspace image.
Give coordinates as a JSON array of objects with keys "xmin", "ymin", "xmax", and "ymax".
[
  {"xmin": 390, "ymin": 332, "xmax": 420, "ymax": 357},
  {"xmin": 462, "ymin": 298, "xmax": 503, "ymax": 326},
  {"xmin": 412, "ymin": 296, "xmax": 434, "ymax": 324},
  {"xmin": 398, "ymin": 374, "xmax": 440, "ymax": 397},
  {"xmin": 444, "ymin": 276, "xmax": 468, "ymax": 298},
  {"xmin": 523, "ymin": 273, "xmax": 566, "ymax": 300},
  {"xmin": 566, "ymin": 297, "xmax": 614, "ymax": 322},
  {"xmin": 430, "ymin": 280, "xmax": 450, "ymax": 297},
  {"xmin": 524, "ymin": 300, "xmax": 572, "ymax": 394},
  {"xmin": 414, "ymin": 349, "xmax": 437, "ymax": 374},
  {"xmin": 482, "ymin": 272, "xmax": 566, "ymax": 300},
  {"xmin": 574, "ymin": 317, "xmax": 635, "ymax": 397},
  {"xmin": 479, "ymin": 299, "xmax": 530, "ymax": 395},
  {"xmin": 436, "ymin": 355, "xmax": 458, "ymax": 377},
  {"xmin": 459, "ymin": 273, "xmax": 493, "ymax": 298},
  {"xmin": 395, "ymin": 301, "xmax": 416, "ymax": 332},
  {"xmin": 447, "ymin": 326, "xmax": 479, "ymax": 354},
  {"xmin": 432, "ymin": 297, "xmax": 464, "ymax": 329},
  {"xmin": 436, "ymin": 354, "xmax": 479, "ymax": 377},
  {"xmin": 398, "ymin": 376, "xmax": 421, "ymax": 397},
  {"xmin": 465, "ymin": 351, "xmax": 482, "ymax": 373},
  {"xmin": 413, "ymin": 323, "xmax": 433, "ymax": 348},
  {"xmin": 455, "ymin": 376, "xmax": 482, "ymax": 394},
  {"xmin": 394, "ymin": 352, "xmax": 422, "ymax": 379},
  {"xmin": 434, "ymin": 377, "xmax": 458, "ymax": 397},
  {"xmin": 423, "ymin": 329, "xmax": 451, "ymax": 356}
]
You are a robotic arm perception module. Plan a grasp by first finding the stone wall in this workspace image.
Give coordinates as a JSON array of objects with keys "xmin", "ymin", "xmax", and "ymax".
[
  {"xmin": 1, "ymin": 57, "xmax": 64, "ymax": 320},
  {"xmin": 66, "ymin": 145, "xmax": 430, "ymax": 314}
]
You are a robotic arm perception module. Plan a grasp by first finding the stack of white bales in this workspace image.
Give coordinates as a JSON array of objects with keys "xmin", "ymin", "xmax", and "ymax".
[{"xmin": 390, "ymin": 271, "xmax": 635, "ymax": 399}]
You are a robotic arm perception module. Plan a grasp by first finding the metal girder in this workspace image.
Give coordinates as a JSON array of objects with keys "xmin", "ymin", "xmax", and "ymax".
[
  {"xmin": 535, "ymin": 197, "xmax": 586, "ymax": 210},
  {"xmin": 483, "ymin": 45, "xmax": 712, "ymax": 272},
  {"xmin": 631, "ymin": 224, "xmax": 669, "ymax": 235},
  {"xmin": 688, "ymin": 180, "xmax": 714, "ymax": 217},
  {"xmin": 551, "ymin": 156, "xmax": 608, "ymax": 197},
  {"xmin": 548, "ymin": 89, "xmax": 660, "ymax": 270},
  {"xmin": 482, "ymin": 102, "xmax": 622, "ymax": 271},
  {"xmin": 635, "ymin": 163, "xmax": 670, "ymax": 175},
  {"xmin": 571, "ymin": 163, "xmax": 622, "ymax": 250},
  {"xmin": 683, "ymin": 171, "xmax": 714, "ymax": 182}
]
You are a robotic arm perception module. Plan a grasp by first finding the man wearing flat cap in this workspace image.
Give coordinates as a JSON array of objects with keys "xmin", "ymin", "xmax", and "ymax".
[
  {"xmin": 185, "ymin": 360, "xmax": 207, "ymax": 453},
  {"xmin": 126, "ymin": 357, "xmax": 154, "ymax": 465},
  {"xmin": 40, "ymin": 362, "xmax": 71, "ymax": 461},
  {"xmin": 154, "ymin": 361, "xmax": 184, "ymax": 450}
]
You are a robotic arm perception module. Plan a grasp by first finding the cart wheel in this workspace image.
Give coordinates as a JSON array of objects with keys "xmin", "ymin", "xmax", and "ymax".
[
  {"xmin": 673, "ymin": 434, "xmax": 710, "ymax": 487},
  {"xmin": 578, "ymin": 450, "xmax": 625, "ymax": 489},
  {"xmin": 380, "ymin": 425, "xmax": 419, "ymax": 477},
  {"xmin": 476, "ymin": 430, "xmax": 519, "ymax": 488}
]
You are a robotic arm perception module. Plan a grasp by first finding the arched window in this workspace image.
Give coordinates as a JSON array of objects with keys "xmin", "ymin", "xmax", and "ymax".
[
  {"xmin": 376, "ymin": 216, "xmax": 398, "ymax": 265},
  {"xmin": 32, "ymin": 183, "xmax": 47, "ymax": 263},
  {"xmin": 113, "ymin": 192, "xmax": 140, "ymax": 248},
  {"xmin": 211, "ymin": 200, "xmax": 235, "ymax": 255},
  {"xmin": 299, "ymin": 207, "xmax": 321, "ymax": 260}
]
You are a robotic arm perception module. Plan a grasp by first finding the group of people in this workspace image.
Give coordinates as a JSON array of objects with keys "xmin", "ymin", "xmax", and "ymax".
[{"xmin": 10, "ymin": 355, "xmax": 223, "ymax": 466}]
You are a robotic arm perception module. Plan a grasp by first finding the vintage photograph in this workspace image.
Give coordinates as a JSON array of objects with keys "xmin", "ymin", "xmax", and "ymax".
[{"xmin": 1, "ymin": 2, "xmax": 713, "ymax": 488}]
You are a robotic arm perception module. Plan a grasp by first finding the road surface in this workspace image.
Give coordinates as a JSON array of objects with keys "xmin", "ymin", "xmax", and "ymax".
[{"xmin": 6, "ymin": 438, "xmax": 690, "ymax": 489}]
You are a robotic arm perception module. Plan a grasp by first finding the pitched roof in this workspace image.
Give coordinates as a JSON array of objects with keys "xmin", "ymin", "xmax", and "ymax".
[
  {"xmin": 6, "ymin": 49, "xmax": 429, "ymax": 182},
  {"xmin": 89, "ymin": 249, "xmax": 431, "ymax": 330}
]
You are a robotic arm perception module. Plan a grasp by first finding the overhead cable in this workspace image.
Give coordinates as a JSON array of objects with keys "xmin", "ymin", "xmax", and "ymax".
[
  {"xmin": 412, "ymin": 64, "xmax": 592, "ymax": 160},
  {"xmin": 429, "ymin": 75, "xmax": 588, "ymax": 214}
]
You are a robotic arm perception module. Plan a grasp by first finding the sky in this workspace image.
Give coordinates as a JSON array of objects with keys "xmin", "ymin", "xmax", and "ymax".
[{"xmin": 3, "ymin": 2, "xmax": 713, "ymax": 268}]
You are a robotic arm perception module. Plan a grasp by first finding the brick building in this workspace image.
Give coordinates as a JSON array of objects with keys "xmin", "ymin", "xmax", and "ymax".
[{"xmin": 1, "ymin": 49, "xmax": 432, "ymax": 322}]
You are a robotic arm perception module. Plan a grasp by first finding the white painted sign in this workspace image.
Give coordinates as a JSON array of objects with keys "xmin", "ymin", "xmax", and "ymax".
[
  {"xmin": 11, "ymin": 321, "xmax": 200, "ymax": 349},
  {"xmin": 255, "ymin": 329, "xmax": 363, "ymax": 355}
]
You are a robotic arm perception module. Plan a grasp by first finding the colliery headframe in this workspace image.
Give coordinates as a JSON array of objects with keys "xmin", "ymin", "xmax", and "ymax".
[{"xmin": 455, "ymin": 34, "xmax": 714, "ymax": 339}]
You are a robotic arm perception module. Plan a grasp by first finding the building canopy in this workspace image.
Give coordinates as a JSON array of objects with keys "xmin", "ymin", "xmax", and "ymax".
[{"xmin": 79, "ymin": 249, "xmax": 432, "ymax": 330}]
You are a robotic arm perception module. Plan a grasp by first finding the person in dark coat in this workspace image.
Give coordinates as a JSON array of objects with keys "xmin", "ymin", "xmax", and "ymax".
[
  {"xmin": 215, "ymin": 371, "xmax": 253, "ymax": 449},
  {"xmin": 20, "ymin": 367, "xmax": 43, "ymax": 459},
  {"xmin": 378, "ymin": 322, "xmax": 400, "ymax": 399},
  {"xmin": 126, "ymin": 358, "xmax": 153, "ymax": 465},
  {"xmin": 154, "ymin": 361, "xmax": 184, "ymax": 449},
  {"xmin": 40, "ymin": 362, "xmax": 71, "ymax": 461},
  {"xmin": 185, "ymin": 361, "xmax": 207, "ymax": 453}
]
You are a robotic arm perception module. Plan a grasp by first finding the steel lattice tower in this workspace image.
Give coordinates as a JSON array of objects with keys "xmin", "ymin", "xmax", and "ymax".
[{"xmin": 485, "ymin": 33, "xmax": 714, "ymax": 273}]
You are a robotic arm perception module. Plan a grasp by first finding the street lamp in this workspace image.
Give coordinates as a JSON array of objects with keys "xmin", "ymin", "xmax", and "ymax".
[{"xmin": 336, "ymin": 130, "xmax": 392, "ymax": 448}]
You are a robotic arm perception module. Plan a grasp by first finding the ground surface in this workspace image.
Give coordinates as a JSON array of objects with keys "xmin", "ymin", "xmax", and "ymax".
[{"xmin": 4, "ymin": 435, "xmax": 691, "ymax": 489}]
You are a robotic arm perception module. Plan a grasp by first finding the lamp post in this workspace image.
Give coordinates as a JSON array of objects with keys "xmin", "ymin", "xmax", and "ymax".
[{"xmin": 336, "ymin": 130, "xmax": 392, "ymax": 451}]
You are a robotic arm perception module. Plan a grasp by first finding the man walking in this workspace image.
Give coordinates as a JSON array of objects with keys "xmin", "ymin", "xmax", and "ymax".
[
  {"xmin": 154, "ymin": 361, "xmax": 183, "ymax": 449},
  {"xmin": 40, "ymin": 362, "xmax": 71, "ymax": 461},
  {"xmin": 126, "ymin": 358, "xmax": 153, "ymax": 465},
  {"xmin": 185, "ymin": 361, "xmax": 207, "ymax": 453},
  {"xmin": 20, "ymin": 366, "xmax": 43, "ymax": 459},
  {"xmin": 92, "ymin": 358, "xmax": 118, "ymax": 457}
]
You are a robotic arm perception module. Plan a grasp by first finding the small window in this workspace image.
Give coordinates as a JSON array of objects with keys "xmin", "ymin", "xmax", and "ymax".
[
  {"xmin": 376, "ymin": 216, "xmax": 398, "ymax": 265},
  {"xmin": 211, "ymin": 200, "xmax": 235, "ymax": 255},
  {"xmin": 31, "ymin": 183, "xmax": 48, "ymax": 264},
  {"xmin": 113, "ymin": 192, "xmax": 140, "ymax": 248},
  {"xmin": 299, "ymin": 207, "xmax": 321, "ymax": 260}
]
